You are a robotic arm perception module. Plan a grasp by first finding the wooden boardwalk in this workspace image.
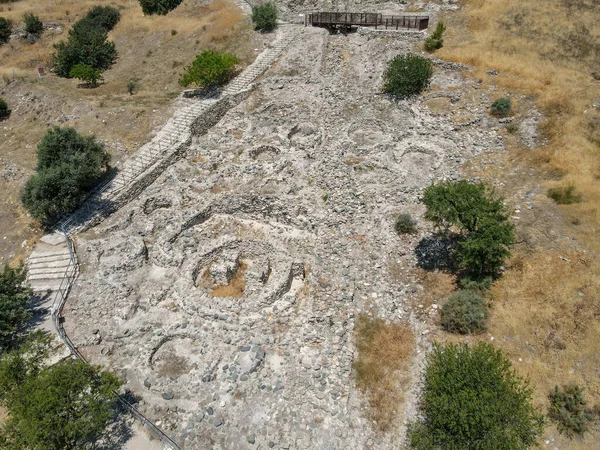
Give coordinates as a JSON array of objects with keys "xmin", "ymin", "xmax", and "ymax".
[{"xmin": 306, "ymin": 12, "xmax": 429, "ymax": 31}]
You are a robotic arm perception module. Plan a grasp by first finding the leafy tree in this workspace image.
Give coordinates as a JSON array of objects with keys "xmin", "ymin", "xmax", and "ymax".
[
  {"xmin": 51, "ymin": 6, "xmax": 120, "ymax": 78},
  {"xmin": 456, "ymin": 216, "xmax": 514, "ymax": 276},
  {"xmin": 252, "ymin": 2, "xmax": 278, "ymax": 32},
  {"xmin": 139, "ymin": 0, "xmax": 183, "ymax": 16},
  {"xmin": 548, "ymin": 385, "xmax": 593, "ymax": 437},
  {"xmin": 440, "ymin": 289, "xmax": 488, "ymax": 334},
  {"xmin": 0, "ymin": 342, "xmax": 122, "ymax": 450},
  {"xmin": 0, "ymin": 265, "xmax": 31, "ymax": 350},
  {"xmin": 69, "ymin": 63, "xmax": 104, "ymax": 87},
  {"xmin": 383, "ymin": 53, "xmax": 433, "ymax": 100},
  {"xmin": 424, "ymin": 21, "xmax": 446, "ymax": 52},
  {"xmin": 179, "ymin": 49, "xmax": 239, "ymax": 88},
  {"xmin": 422, "ymin": 180, "xmax": 514, "ymax": 278},
  {"xmin": 21, "ymin": 126, "xmax": 110, "ymax": 226},
  {"xmin": 85, "ymin": 5, "xmax": 121, "ymax": 31},
  {"xmin": 35, "ymin": 126, "xmax": 110, "ymax": 172},
  {"xmin": 0, "ymin": 98, "xmax": 9, "ymax": 120},
  {"xmin": 0, "ymin": 17, "xmax": 11, "ymax": 44},
  {"xmin": 0, "ymin": 331, "xmax": 51, "ymax": 392},
  {"xmin": 23, "ymin": 13, "xmax": 43, "ymax": 35},
  {"xmin": 409, "ymin": 342, "xmax": 544, "ymax": 450}
]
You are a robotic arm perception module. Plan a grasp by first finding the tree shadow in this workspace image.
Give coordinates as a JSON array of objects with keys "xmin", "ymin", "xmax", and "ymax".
[
  {"xmin": 93, "ymin": 412, "xmax": 134, "ymax": 450},
  {"xmin": 414, "ymin": 232, "xmax": 459, "ymax": 272}
]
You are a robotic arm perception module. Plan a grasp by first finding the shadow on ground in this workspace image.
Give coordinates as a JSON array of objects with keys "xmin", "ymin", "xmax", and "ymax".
[{"xmin": 414, "ymin": 233, "xmax": 458, "ymax": 272}]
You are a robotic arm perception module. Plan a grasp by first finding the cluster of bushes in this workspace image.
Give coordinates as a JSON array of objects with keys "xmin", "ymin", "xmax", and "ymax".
[
  {"xmin": 0, "ymin": 16, "xmax": 11, "ymax": 44},
  {"xmin": 383, "ymin": 53, "xmax": 433, "ymax": 99},
  {"xmin": 179, "ymin": 49, "xmax": 238, "ymax": 88},
  {"xmin": 409, "ymin": 342, "xmax": 544, "ymax": 449},
  {"xmin": 424, "ymin": 21, "xmax": 446, "ymax": 52},
  {"xmin": 0, "ymin": 97, "xmax": 10, "ymax": 120},
  {"xmin": 21, "ymin": 126, "xmax": 110, "ymax": 226},
  {"xmin": 51, "ymin": 6, "xmax": 121, "ymax": 78},
  {"xmin": 252, "ymin": 2, "xmax": 278, "ymax": 32},
  {"xmin": 139, "ymin": 0, "xmax": 183, "ymax": 15}
]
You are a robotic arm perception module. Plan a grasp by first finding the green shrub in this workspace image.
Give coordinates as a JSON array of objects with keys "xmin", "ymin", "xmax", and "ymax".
[
  {"xmin": 409, "ymin": 342, "xmax": 544, "ymax": 449},
  {"xmin": 440, "ymin": 290, "xmax": 488, "ymax": 334},
  {"xmin": 547, "ymin": 184, "xmax": 582, "ymax": 204},
  {"xmin": 23, "ymin": 13, "xmax": 43, "ymax": 35},
  {"xmin": 51, "ymin": 6, "xmax": 120, "ymax": 78},
  {"xmin": 383, "ymin": 53, "xmax": 433, "ymax": 100},
  {"xmin": 252, "ymin": 2, "xmax": 278, "ymax": 32},
  {"xmin": 179, "ymin": 49, "xmax": 238, "ymax": 88},
  {"xmin": 21, "ymin": 126, "xmax": 110, "ymax": 226},
  {"xmin": 459, "ymin": 275, "xmax": 493, "ymax": 292},
  {"xmin": 69, "ymin": 63, "xmax": 103, "ymax": 86},
  {"xmin": 0, "ymin": 97, "xmax": 10, "ymax": 120},
  {"xmin": 395, "ymin": 213, "xmax": 417, "ymax": 234},
  {"xmin": 0, "ymin": 17, "xmax": 12, "ymax": 44},
  {"xmin": 549, "ymin": 385, "xmax": 593, "ymax": 437},
  {"xmin": 139, "ymin": 0, "xmax": 183, "ymax": 16},
  {"xmin": 422, "ymin": 180, "xmax": 515, "ymax": 278},
  {"xmin": 127, "ymin": 77, "xmax": 140, "ymax": 95},
  {"xmin": 424, "ymin": 21, "xmax": 446, "ymax": 52},
  {"xmin": 490, "ymin": 97, "xmax": 512, "ymax": 117}
]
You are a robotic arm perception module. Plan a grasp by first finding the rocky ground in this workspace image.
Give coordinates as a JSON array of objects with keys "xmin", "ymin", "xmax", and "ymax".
[{"xmin": 65, "ymin": 25, "xmax": 510, "ymax": 449}]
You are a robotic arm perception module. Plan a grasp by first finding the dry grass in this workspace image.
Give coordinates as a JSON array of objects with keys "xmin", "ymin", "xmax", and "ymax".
[
  {"xmin": 437, "ymin": 0, "xmax": 600, "ymax": 251},
  {"xmin": 353, "ymin": 315, "xmax": 414, "ymax": 431},
  {"xmin": 415, "ymin": 0, "xmax": 600, "ymax": 445},
  {"xmin": 210, "ymin": 262, "xmax": 247, "ymax": 298}
]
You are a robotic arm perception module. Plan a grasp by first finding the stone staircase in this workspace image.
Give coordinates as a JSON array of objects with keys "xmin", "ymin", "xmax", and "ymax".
[
  {"xmin": 222, "ymin": 25, "xmax": 300, "ymax": 95},
  {"xmin": 27, "ymin": 233, "xmax": 75, "ymax": 295}
]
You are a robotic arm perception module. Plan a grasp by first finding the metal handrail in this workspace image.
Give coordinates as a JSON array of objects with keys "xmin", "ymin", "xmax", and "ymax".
[{"xmin": 50, "ymin": 227, "xmax": 183, "ymax": 450}]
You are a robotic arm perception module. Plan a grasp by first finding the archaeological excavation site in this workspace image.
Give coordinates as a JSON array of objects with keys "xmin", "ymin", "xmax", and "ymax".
[{"xmin": 2, "ymin": 0, "xmax": 599, "ymax": 448}]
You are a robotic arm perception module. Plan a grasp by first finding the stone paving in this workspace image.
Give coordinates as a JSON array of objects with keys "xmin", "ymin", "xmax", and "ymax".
[{"xmin": 64, "ymin": 24, "xmax": 505, "ymax": 449}]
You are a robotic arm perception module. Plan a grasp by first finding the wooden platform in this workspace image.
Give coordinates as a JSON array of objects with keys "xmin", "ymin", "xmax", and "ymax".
[{"xmin": 306, "ymin": 12, "xmax": 429, "ymax": 31}]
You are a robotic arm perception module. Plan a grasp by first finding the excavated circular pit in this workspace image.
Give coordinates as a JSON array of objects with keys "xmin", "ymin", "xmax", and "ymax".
[{"xmin": 149, "ymin": 337, "xmax": 205, "ymax": 378}]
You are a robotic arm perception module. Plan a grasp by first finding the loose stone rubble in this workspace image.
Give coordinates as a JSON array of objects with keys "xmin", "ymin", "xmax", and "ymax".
[{"xmin": 66, "ymin": 25, "xmax": 505, "ymax": 449}]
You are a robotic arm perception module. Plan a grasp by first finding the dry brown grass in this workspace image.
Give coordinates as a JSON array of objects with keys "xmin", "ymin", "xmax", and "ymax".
[{"xmin": 353, "ymin": 315, "xmax": 414, "ymax": 431}]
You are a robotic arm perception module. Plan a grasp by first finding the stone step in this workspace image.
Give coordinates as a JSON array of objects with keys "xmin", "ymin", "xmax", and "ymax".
[
  {"xmin": 28, "ymin": 254, "xmax": 70, "ymax": 267},
  {"xmin": 29, "ymin": 269, "xmax": 75, "ymax": 281},
  {"xmin": 30, "ymin": 279, "xmax": 65, "ymax": 293},
  {"xmin": 28, "ymin": 258, "xmax": 72, "ymax": 271},
  {"xmin": 29, "ymin": 266, "xmax": 73, "ymax": 276}
]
